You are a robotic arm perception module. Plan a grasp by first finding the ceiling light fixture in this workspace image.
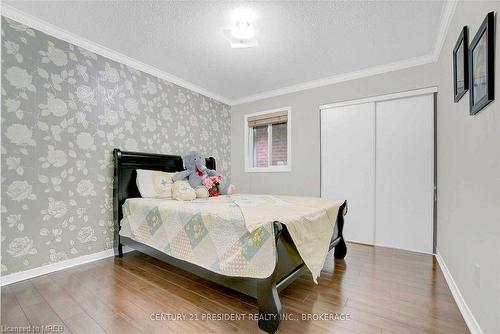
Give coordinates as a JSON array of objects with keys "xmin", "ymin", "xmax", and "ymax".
[
  {"xmin": 231, "ymin": 7, "xmax": 255, "ymax": 23},
  {"xmin": 231, "ymin": 21, "xmax": 255, "ymax": 40},
  {"xmin": 224, "ymin": 7, "xmax": 258, "ymax": 49}
]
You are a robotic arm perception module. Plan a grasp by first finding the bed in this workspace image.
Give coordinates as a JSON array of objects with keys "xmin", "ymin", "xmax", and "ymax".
[{"xmin": 113, "ymin": 149, "xmax": 348, "ymax": 333}]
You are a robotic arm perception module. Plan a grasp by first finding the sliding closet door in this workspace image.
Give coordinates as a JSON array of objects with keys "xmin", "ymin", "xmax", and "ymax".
[
  {"xmin": 321, "ymin": 103, "xmax": 375, "ymax": 245},
  {"xmin": 375, "ymin": 94, "xmax": 434, "ymax": 254}
]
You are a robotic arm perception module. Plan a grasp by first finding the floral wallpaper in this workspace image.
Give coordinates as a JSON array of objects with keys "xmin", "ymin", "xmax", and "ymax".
[{"xmin": 1, "ymin": 17, "xmax": 231, "ymax": 275}]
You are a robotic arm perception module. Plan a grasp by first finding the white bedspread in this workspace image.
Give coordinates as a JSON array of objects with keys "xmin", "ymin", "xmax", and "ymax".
[{"xmin": 120, "ymin": 194, "xmax": 344, "ymax": 282}]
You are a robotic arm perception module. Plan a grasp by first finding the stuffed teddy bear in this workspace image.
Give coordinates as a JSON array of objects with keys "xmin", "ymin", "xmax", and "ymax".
[{"xmin": 172, "ymin": 151, "xmax": 234, "ymax": 199}]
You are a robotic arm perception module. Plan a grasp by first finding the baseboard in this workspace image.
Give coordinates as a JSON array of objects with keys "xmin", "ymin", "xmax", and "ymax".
[
  {"xmin": 1, "ymin": 246, "xmax": 133, "ymax": 286},
  {"xmin": 435, "ymin": 249, "xmax": 483, "ymax": 334}
]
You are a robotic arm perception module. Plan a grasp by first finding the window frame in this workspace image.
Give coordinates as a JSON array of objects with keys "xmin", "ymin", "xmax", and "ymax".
[{"xmin": 244, "ymin": 107, "xmax": 292, "ymax": 173}]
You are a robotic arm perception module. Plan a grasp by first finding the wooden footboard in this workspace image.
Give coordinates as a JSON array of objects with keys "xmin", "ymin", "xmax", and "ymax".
[{"xmin": 257, "ymin": 201, "xmax": 348, "ymax": 333}]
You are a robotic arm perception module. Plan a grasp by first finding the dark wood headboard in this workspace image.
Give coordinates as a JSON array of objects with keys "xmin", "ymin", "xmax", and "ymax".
[{"xmin": 112, "ymin": 149, "xmax": 216, "ymax": 254}]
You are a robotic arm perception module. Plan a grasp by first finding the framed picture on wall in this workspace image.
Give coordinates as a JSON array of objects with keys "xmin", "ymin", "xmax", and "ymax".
[
  {"xmin": 469, "ymin": 11, "xmax": 495, "ymax": 115},
  {"xmin": 453, "ymin": 27, "xmax": 468, "ymax": 102}
]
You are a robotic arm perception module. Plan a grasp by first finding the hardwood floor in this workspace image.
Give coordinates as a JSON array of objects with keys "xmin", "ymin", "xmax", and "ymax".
[{"xmin": 1, "ymin": 243, "xmax": 469, "ymax": 333}]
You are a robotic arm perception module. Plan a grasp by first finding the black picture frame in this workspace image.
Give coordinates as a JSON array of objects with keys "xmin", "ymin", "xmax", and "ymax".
[
  {"xmin": 453, "ymin": 26, "xmax": 469, "ymax": 102},
  {"xmin": 469, "ymin": 12, "xmax": 495, "ymax": 115}
]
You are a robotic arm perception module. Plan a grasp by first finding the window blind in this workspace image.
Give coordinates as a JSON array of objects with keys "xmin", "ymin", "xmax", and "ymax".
[{"xmin": 248, "ymin": 111, "xmax": 288, "ymax": 127}]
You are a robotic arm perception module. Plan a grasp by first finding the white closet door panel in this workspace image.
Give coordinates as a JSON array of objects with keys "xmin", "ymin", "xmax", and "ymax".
[
  {"xmin": 321, "ymin": 103, "xmax": 375, "ymax": 245},
  {"xmin": 375, "ymin": 94, "xmax": 434, "ymax": 253}
]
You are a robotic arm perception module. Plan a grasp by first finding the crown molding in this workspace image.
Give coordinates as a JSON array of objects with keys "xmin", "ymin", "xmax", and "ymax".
[
  {"xmin": 432, "ymin": 0, "xmax": 458, "ymax": 61},
  {"xmin": 1, "ymin": 1, "xmax": 458, "ymax": 107},
  {"xmin": 230, "ymin": 0, "xmax": 457, "ymax": 106},
  {"xmin": 0, "ymin": 4, "xmax": 231, "ymax": 105},
  {"xmin": 230, "ymin": 54, "xmax": 435, "ymax": 105}
]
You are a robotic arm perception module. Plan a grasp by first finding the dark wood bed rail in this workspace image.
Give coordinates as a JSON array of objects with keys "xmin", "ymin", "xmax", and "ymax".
[{"xmin": 113, "ymin": 148, "xmax": 347, "ymax": 333}]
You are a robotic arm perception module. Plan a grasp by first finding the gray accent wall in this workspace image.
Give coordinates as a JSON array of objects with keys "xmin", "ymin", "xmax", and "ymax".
[
  {"xmin": 1, "ymin": 17, "xmax": 231, "ymax": 275},
  {"xmin": 232, "ymin": 1, "xmax": 500, "ymax": 332}
]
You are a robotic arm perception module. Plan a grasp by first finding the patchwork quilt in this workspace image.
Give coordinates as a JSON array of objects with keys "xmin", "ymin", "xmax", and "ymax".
[{"xmin": 119, "ymin": 194, "xmax": 343, "ymax": 280}]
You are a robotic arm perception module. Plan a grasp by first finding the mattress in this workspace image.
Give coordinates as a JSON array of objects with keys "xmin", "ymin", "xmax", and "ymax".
[
  {"xmin": 119, "ymin": 194, "xmax": 343, "ymax": 281},
  {"xmin": 119, "ymin": 196, "xmax": 277, "ymax": 278}
]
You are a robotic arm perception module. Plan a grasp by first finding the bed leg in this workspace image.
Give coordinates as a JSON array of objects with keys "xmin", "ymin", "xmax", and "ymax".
[
  {"xmin": 257, "ymin": 221, "xmax": 283, "ymax": 333},
  {"xmin": 334, "ymin": 202, "xmax": 348, "ymax": 259},
  {"xmin": 334, "ymin": 237, "xmax": 347, "ymax": 259},
  {"xmin": 257, "ymin": 277, "xmax": 282, "ymax": 333},
  {"xmin": 114, "ymin": 242, "xmax": 123, "ymax": 258}
]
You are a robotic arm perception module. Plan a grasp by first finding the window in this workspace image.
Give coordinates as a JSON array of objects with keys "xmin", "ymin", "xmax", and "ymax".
[{"xmin": 245, "ymin": 108, "xmax": 291, "ymax": 172}]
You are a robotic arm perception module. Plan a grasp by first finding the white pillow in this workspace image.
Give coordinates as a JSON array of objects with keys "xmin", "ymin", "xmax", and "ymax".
[{"xmin": 136, "ymin": 169, "xmax": 175, "ymax": 198}]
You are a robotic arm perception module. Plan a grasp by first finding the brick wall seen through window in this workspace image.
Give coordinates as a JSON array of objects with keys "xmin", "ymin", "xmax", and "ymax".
[
  {"xmin": 271, "ymin": 123, "xmax": 287, "ymax": 166},
  {"xmin": 253, "ymin": 125, "xmax": 269, "ymax": 167}
]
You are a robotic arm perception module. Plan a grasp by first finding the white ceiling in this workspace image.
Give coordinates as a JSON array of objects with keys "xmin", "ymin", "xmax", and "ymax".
[{"xmin": 3, "ymin": 1, "xmax": 452, "ymax": 104}]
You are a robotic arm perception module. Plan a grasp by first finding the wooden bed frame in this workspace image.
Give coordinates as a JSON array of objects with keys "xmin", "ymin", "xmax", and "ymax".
[{"xmin": 113, "ymin": 149, "xmax": 348, "ymax": 333}]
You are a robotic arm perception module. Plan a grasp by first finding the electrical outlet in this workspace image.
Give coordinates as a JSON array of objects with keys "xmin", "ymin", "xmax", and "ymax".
[{"xmin": 474, "ymin": 264, "xmax": 481, "ymax": 288}]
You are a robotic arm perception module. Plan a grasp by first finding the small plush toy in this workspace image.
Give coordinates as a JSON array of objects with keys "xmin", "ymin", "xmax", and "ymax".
[
  {"xmin": 172, "ymin": 151, "xmax": 234, "ymax": 198},
  {"xmin": 171, "ymin": 180, "xmax": 197, "ymax": 201}
]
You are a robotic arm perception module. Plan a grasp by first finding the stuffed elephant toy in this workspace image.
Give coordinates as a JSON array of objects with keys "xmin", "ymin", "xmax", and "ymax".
[{"xmin": 172, "ymin": 151, "xmax": 234, "ymax": 198}]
